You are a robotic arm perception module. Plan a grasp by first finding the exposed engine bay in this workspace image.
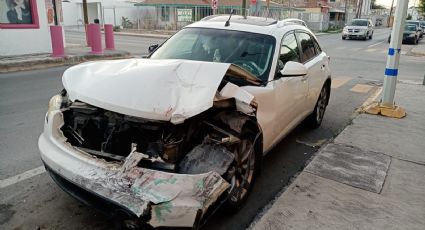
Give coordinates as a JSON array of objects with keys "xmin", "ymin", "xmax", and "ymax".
[{"xmin": 60, "ymin": 96, "xmax": 257, "ymax": 177}]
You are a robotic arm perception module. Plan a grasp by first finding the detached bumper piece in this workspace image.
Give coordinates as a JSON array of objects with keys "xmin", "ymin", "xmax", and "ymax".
[{"xmin": 44, "ymin": 163, "xmax": 142, "ymax": 221}]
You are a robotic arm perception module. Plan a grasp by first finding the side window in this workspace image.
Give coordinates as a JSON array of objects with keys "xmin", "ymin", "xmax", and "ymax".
[
  {"xmin": 278, "ymin": 32, "xmax": 300, "ymax": 70},
  {"xmin": 312, "ymin": 37, "xmax": 322, "ymax": 55},
  {"xmin": 296, "ymin": 32, "xmax": 317, "ymax": 62}
]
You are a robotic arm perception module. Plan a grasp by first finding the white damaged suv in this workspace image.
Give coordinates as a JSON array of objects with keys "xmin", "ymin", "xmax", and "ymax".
[{"xmin": 39, "ymin": 15, "xmax": 331, "ymax": 229}]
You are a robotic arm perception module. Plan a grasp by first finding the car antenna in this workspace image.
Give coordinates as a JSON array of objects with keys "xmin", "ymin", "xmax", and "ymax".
[{"xmin": 225, "ymin": 9, "xmax": 235, "ymax": 27}]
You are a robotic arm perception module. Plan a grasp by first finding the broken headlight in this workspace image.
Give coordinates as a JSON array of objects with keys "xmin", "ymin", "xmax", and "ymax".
[
  {"xmin": 48, "ymin": 94, "xmax": 63, "ymax": 114},
  {"xmin": 47, "ymin": 89, "xmax": 69, "ymax": 114}
]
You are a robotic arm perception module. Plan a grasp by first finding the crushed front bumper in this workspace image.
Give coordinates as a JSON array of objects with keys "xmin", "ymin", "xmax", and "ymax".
[{"xmin": 38, "ymin": 111, "xmax": 230, "ymax": 228}]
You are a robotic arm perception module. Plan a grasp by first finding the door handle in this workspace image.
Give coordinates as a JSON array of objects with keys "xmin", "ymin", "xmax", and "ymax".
[{"xmin": 301, "ymin": 75, "xmax": 308, "ymax": 82}]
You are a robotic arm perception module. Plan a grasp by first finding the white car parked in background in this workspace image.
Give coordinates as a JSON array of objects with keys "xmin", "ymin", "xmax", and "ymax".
[
  {"xmin": 39, "ymin": 15, "xmax": 331, "ymax": 229},
  {"xmin": 342, "ymin": 18, "xmax": 374, "ymax": 40}
]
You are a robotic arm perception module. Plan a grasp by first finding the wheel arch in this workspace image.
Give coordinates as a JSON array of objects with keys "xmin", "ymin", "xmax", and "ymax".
[
  {"xmin": 324, "ymin": 77, "xmax": 332, "ymax": 105},
  {"xmin": 241, "ymin": 119, "xmax": 264, "ymax": 176}
]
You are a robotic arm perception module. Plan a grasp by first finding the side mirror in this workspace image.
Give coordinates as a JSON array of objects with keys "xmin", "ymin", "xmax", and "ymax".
[
  {"xmin": 148, "ymin": 44, "xmax": 159, "ymax": 53},
  {"xmin": 280, "ymin": 61, "xmax": 307, "ymax": 77}
]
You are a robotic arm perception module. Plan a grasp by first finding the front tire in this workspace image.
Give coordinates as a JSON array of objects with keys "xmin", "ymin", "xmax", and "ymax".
[
  {"xmin": 306, "ymin": 84, "xmax": 329, "ymax": 128},
  {"xmin": 225, "ymin": 129, "xmax": 258, "ymax": 212}
]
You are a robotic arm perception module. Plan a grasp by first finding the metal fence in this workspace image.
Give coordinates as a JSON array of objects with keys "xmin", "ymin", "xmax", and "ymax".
[
  {"xmin": 112, "ymin": 5, "xmax": 334, "ymax": 32},
  {"xmin": 134, "ymin": 5, "xmax": 285, "ymax": 31}
]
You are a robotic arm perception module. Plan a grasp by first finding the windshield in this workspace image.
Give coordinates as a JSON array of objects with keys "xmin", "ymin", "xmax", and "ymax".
[
  {"xmin": 350, "ymin": 20, "xmax": 367, "ymax": 26},
  {"xmin": 150, "ymin": 28, "xmax": 276, "ymax": 81},
  {"xmin": 405, "ymin": 24, "xmax": 416, "ymax": 31}
]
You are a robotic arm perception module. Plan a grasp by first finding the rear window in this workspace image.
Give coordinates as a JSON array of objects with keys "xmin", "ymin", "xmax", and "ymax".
[{"xmin": 405, "ymin": 25, "xmax": 416, "ymax": 31}]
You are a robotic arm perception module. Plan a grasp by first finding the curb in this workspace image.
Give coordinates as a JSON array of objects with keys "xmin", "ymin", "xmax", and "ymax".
[
  {"xmin": 410, "ymin": 49, "xmax": 425, "ymax": 56},
  {"xmin": 65, "ymin": 30, "xmax": 172, "ymax": 39},
  {"xmin": 0, "ymin": 52, "xmax": 132, "ymax": 73}
]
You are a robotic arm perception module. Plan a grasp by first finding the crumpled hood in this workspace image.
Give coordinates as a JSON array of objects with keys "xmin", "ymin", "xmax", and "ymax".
[{"xmin": 63, "ymin": 59, "xmax": 231, "ymax": 123}]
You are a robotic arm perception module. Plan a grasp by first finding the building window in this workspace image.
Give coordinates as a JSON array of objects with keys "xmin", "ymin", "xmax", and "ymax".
[
  {"xmin": 329, "ymin": 0, "xmax": 336, "ymax": 2},
  {"xmin": 161, "ymin": 6, "xmax": 170, "ymax": 21},
  {"xmin": 0, "ymin": 0, "xmax": 39, "ymax": 29}
]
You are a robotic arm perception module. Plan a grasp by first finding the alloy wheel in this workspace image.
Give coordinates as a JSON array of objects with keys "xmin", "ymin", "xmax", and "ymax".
[
  {"xmin": 316, "ymin": 87, "xmax": 328, "ymax": 124},
  {"xmin": 229, "ymin": 138, "xmax": 255, "ymax": 203}
]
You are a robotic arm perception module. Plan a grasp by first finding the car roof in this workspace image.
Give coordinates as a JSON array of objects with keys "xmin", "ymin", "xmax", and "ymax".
[
  {"xmin": 201, "ymin": 15, "xmax": 278, "ymax": 26},
  {"xmin": 187, "ymin": 15, "xmax": 313, "ymax": 39}
]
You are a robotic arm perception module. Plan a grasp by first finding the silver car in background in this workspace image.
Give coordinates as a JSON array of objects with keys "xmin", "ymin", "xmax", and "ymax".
[{"xmin": 342, "ymin": 19, "xmax": 374, "ymax": 40}]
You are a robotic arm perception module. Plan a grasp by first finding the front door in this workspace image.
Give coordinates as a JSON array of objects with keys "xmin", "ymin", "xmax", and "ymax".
[{"xmin": 273, "ymin": 31, "xmax": 308, "ymax": 138}]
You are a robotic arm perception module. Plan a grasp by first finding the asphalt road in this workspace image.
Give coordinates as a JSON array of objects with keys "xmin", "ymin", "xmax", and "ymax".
[{"xmin": 1, "ymin": 28, "xmax": 424, "ymax": 230}]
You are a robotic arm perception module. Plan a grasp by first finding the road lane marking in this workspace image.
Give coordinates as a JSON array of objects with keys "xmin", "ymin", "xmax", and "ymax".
[
  {"xmin": 365, "ymin": 48, "xmax": 377, "ymax": 52},
  {"xmin": 350, "ymin": 84, "xmax": 374, "ymax": 93},
  {"xmin": 0, "ymin": 166, "xmax": 45, "ymax": 189},
  {"xmin": 331, "ymin": 77, "xmax": 352, "ymax": 89},
  {"xmin": 351, "ymin": 48, "xmax": 362, "ymax": 51},
  {"xmin": 368, "ymin": 41, "xmax": 384, "ymax": 47}
]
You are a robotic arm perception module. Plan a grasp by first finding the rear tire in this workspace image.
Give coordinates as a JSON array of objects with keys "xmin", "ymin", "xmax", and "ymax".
[
  {"xmin": 306, "ymin": 84, "xmax": 329, "ymax": 129},
  {"xmin": 342, "ymin": 37, "xmax": 346, "ymax": 40}
]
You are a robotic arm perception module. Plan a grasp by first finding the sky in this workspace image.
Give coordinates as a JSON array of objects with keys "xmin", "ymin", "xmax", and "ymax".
[{"xmin": 376, "ymin": 0, "xmax": 420, "ymax": 8}]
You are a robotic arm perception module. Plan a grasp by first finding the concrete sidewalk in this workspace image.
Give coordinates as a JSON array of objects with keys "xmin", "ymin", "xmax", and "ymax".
[
  {"xmin": 0, "ymin": 46, "xmax": 130, "ymax": 73},
  {"xmin": 411, "ymin": 43, "xmax": 425, "ymax": 56},
  {"xmin": 251, "ymin": 82, "xmax": 425, "ymax": 230}
]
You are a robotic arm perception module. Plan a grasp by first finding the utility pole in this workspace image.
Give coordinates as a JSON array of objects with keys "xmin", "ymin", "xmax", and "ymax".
[
  {"xmin": 388, "ymin": 0, "xmax": 395, "ymax": 27},
  {"xmin": 242, "ymin": 0, "xmax": 247, "ymax": 18},
  {"xmin": 52, "ymin": 0, "xmax": 58, "ymax": 25},
  {"xmin": 83, "ymin": 0, "xmax": 89, "ymax": 45},
  {"xmin": 83, "ymin": 0, "xmax": 89, "ymax": 25},
  {"xmin": 366, "ymin": 0, "xmax": 408, "ymax": 118},
  {"xmin": 381, "ymin": 0, "xmax": 409, "ymax": 107}
]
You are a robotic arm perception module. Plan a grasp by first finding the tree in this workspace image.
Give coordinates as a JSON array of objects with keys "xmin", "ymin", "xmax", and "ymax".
[
  {"xmin": 371, "ymin": 0, "xmax": 386, "ymax": 9},
  {"xmin": 420, "ymin": 0, "xmax": 425, "ymax": 14}
]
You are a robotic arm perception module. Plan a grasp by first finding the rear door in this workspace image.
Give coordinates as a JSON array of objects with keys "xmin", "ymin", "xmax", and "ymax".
[{"xmin": 295, "ymin": 31, "xmax": 327, "ymax": 113}]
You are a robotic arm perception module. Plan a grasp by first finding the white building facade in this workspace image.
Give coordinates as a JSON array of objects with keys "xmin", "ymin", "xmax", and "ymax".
[
  {"xmin": 62, "ymin": 0, "xmax": 140, "ymax": 28},
  {"xmin": 0, "ymin": 0, "xmax": 54, "ymax": 56}
]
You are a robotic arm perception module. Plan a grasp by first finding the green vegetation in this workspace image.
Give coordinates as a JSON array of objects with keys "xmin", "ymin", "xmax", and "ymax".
[{"xmin": 420, "ymin": 0, "xmax": 425, "ymax": 14}]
